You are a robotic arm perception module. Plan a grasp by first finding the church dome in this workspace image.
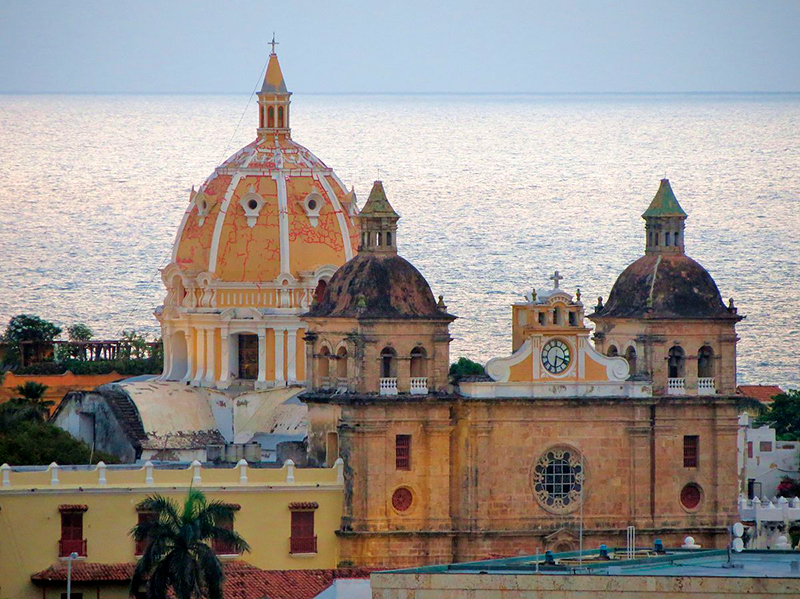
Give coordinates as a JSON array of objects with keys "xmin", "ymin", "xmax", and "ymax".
[
  {"xmin": 597, "ymin": 254, "xmax": 734, "ymax": 319},
  {"xmin": 309, "ymin": 253, "xmax": 444, "ymax": 319},
  {"xmin": 307, "ymin": 181, "xmax": 452, "ymax": 320},
  {"xmin": 594, "ymin": 180, "xmax": 740, "ymax": 321},
  {"xmin": 170, "ymin": 51, "xmax": 358, "ymax": 284}
]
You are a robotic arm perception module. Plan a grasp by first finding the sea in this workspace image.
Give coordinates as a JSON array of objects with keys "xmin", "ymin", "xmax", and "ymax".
[{"xmin": 0, "ymin": 93, "xmax": 798, "ymax": 389}]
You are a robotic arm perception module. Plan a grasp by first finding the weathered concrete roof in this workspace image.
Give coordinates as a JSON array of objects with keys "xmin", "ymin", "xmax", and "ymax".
[
  {"xmin": 592, "ymin": 254, "xmax": 740, "ymax": 320},
  {"xmin": 306, "ymin": 253, "xmax": 454, "ymax": 320},
  {"xmin": 260, "ymin": 53, "xmax": 288, "ymax": 94},
  {"xmin": 358, "ymin": 180, "xmax": 399, "ymax": 219}
]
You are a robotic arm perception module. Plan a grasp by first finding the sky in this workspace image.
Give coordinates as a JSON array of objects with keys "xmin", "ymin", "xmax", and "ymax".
[{"xmin": 1, "ymin": 0, "xmax": 799, "ymax": 93}]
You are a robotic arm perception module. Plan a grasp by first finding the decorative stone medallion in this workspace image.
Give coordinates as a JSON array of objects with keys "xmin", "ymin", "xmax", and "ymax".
[{"xmin": 533, "ymin": 447, "xmax": 585, "ymax": 514}]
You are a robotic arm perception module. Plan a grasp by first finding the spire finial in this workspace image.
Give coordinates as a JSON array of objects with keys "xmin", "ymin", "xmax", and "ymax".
[
  {"xmin": 550, "ymin": 270, "xmax": 563, "ymax": 289},
  {"xmin": 269, "ymin": 33, "xmax": 279, "ymax": 55}
]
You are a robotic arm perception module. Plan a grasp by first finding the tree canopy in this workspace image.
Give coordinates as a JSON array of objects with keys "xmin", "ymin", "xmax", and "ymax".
[
  {"xmin": 754, "ymin": 389, "xmax": 800, "ymax": 441},
  {"xmin": 131, "ymin": 489, "xmax": 250, "ymax": 599},
  {"xmin": 449, "ymin": 357, "xmax": 485, "ymax": 382}
]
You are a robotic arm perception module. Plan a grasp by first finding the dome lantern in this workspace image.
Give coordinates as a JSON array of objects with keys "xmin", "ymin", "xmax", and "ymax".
[
  {"xmin": 643, "ymin": 179, "xmax": 687, "ymax": 255},
  {"xmin": 257, "ymin": 36, "xmax": 292, "ymax": 139},
  {"xmin": 358, "ymin": 181, "xmax": 399, "ymax": 255}
]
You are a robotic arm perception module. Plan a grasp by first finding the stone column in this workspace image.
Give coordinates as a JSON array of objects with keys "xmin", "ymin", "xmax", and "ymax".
[
  {"xmin": 192, "ymin": 328, "xmax": 206, "ymax": 386},
  {"xmin": 397, "ymin": 355, "xmax": 411, "ymax": 393},
  {"xmin": 204, "ymin": 327, "xmax": 217, "ymax": 387},
  {"xmin": 286, "ymin": 326, "xmax": 298, "ymax": 383},
  {"xmin": 182, "ymin": 327, "xmax": 195, "ymax": 384},
  {"xmin": 161, "ymin": 327, "xmax": 173, "ymax": 380},
  {"xmin": 257, "ymin": 329, "xmax": 268, "ymax": 389},
  {"xmin": 274, "ymin": 327, "xmax": 286, "ymax": 386},
  {"xmin": 219, "ymin": 329, "xmax": 231, "ymax": 389}
]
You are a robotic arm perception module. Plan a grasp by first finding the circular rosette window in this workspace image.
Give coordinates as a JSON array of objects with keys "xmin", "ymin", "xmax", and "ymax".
[
  {"xmin": 680, "ymin": 483, "xmax": 702, "ymax": 510},
  {"xmin": 532, "ymin": 447, "xmax": 585, "ymax": 514},
  {"xmin": 391, "ymin": 487, "xmax": 414, "ymax": 513}
]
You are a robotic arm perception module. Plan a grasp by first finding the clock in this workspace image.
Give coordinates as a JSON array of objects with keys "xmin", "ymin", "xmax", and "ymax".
[{"xmin": 542, "ymin": 339, "xmax": 571, "ymax": 374}]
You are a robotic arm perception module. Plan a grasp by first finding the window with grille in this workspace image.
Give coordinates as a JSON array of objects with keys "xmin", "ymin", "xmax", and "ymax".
[
  {"xmin": 211, "ymin": 513, "xmax": 236, "ymax": 555},
  {"xmin": 747, "ymin": 441, "xmax": 753, "ymax": 459},
  {"xmin": 760, "ymin": 441, "xmax": 773, "ymax": 452},
  {"xmin": 396, "ymin": 434, "xmax": 411, "ymax": 470},
  {"xmin": 290, "ymin": 510, "xmax": 316, "ymax": 554},
  {"xmin": 59, "ymin": 511, "xmax": 86, "ymax": 557},
  {"xmin": 683, "ymin": 435, "xmax": 699, "ymax": 468},
  {"xmin": 135, "ymin": 512, "xmax": 156, "ymax": 556}
]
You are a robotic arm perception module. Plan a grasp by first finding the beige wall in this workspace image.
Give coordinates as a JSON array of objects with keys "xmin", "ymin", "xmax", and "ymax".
[
  {"xmin": 371, "ymin": 571, "xmax": 800, "ymax": 598},
  {"xmin": 0, "ymin": 463, "xmax": 343, "ymax": 599},
  {"xmin": 325, "ymin": 396, "xmax": 739, "ymax": 567}
]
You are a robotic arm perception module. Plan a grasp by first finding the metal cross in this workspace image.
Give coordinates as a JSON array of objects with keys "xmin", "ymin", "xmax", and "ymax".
[
  {"xmin": 550, "ymin": 270, "xmax": 564, "ymax": 288},
  {"xmin": 269, "ymin": 33, "xmax": 279, "ymax": 54}
]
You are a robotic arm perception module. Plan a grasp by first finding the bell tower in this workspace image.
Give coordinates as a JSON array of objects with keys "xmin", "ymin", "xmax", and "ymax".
[
  {"xmin": 643, "ymin": 179, "xmax": 687, "ymax": 255},
  {"xmin": 257, "ymin": 35, "xmax": 291, "ymax": 139}
]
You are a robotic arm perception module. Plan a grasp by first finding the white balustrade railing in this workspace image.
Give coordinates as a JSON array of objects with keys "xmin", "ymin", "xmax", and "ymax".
[
  {"xmin": 697, "ymin": 377, "xmax": 716, "ymax": 395},
  {"xmin": 379, "ymin": 377, "xmax": 398, "ymax": 396},
  {"xmin": 410, "ymin": 377, "xmax": 428, "ymax": 395},
  {"xmin": 337, "ymin": 377, "xmax": 348, "ymax": 391},
  {"xmin": 739, "ymin": 494, "xmax": 800, "ymax": 523},
  {"xmin": 667, "ymin": 378, "xmax": 685, "ymax": 395}
]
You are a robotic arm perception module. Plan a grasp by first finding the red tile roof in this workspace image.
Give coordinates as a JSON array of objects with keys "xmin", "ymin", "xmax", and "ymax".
[
  {"xmin": 58, "ymin": 504, "xmax": 89, "ymax": 512},
  {"xmin": 737, "ymin": 385, "xmax": 784, "ymax": 404},
  {"xmin": 31, "ymin": 561, "xmax": 375, "ymax": 599}
]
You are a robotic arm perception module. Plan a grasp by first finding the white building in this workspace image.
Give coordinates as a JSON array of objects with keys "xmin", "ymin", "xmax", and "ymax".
[{"xmin": 738, "ymin": 412, "xmax": 800, "ymax": 499}]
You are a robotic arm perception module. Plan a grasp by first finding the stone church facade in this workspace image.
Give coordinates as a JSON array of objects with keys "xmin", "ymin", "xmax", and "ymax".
[{"xmin": 302, "ymin": 179, "xmax": 742, "ymax": 567}]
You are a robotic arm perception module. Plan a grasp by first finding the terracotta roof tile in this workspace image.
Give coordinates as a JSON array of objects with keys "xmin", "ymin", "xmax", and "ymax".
[
  {"xmin": 737, "ymin": 385, "xmax": 784, "ymax": 404},
  {"xmin": 58, "ymin": 504, "xmax": 88, "ymax": 512},
  {"xmin": 32, "ymin": 561, "xmax": 376, "ymax": 599}
]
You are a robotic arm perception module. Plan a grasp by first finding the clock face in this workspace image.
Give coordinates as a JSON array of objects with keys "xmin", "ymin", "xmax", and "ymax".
[{"xmin": 542, "ymin": 339, "xmax": 571, "ymax": 374}]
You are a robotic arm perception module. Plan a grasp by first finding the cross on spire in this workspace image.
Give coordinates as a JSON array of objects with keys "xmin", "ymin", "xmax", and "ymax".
[
  {"xmin": 550, "ymin": 270, "xmax": 564, "ymax": 289},
  {"xmin": 269, "ymin": 33, "xmax": 279, "ymax": 55}
]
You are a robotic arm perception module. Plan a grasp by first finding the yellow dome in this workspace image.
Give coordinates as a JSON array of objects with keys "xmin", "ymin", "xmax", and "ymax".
[{"xmin": 170, "ymin": 51, "xmax": 358, "ymax": 284}]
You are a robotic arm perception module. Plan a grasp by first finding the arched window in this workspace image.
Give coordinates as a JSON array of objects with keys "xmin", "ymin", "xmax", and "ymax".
[
  {"xmin": 380, "ymin": 347, "xmax": 397, "ymax": 378},
  {"xmin": 336, "ymin": 346, "xmax": 348, "ymax": 378},
  {"xmin": 277, "ymin": 106, "xmax": 284, "ymax": 128},
  {"xmin": 377, "ymin": 232, "xmax": 382, "ymax": 246},
  {"xmin": 314, "ymin": 279, "xmax": 327, "ymax": 305},
  {"xmin": 386, "ymin": 232, "xmax": 392, "ymax": 246},
  {"xmin": 698, "ymin": 346, "xmax": 714, "ymax": 378},
  {"xmin": 625, "ymin": 346, "xmax": 637, "ymax": 374},
  {"xmin": 668, "ymin": 346, "xmax": 685, "ymax": 378},
  {"xmin": 267, "ymin": 107, "xmax": 275, "ymax": 128},
  {"xmin": 318, "ymin": 346, "xmax": 330, "ymax": 380},
  {"xmin": 665, "ymin": 232, "xmax": 671, "ymax": 246},
  {"xmin": 237, "ymin": 334, "xmax": 259, "ymax": 380},
  {"xmin": 607, "ymin": 345, "xmax": 619, "ymax": 358},
  {"xmin": 410, "ymin": 347, "xmax": 427, "ymax": 378}
]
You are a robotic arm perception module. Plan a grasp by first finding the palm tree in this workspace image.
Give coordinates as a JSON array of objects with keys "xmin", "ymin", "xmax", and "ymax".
[
  {"xmin": 130, "ymin": 489, "xmax": 250, "ymax": 599},
  {"xmin": 12, "ymin": 382, "xmax": 53, "ymax": 421}
]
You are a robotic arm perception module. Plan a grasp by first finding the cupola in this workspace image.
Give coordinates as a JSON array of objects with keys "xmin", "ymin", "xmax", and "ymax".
[
  {"xmin": 643, "ymin": 179, "xmax": 687, "ymax": 255},
  {"xmin": 358, "ymin": 181, "xmax": 399, "ymax": 254},
  {"xmin": 257, "ymin": 37, "xmax": 292, "ymax": 139}
]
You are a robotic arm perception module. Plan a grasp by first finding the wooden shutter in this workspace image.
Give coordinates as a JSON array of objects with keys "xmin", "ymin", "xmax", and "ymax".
[
  {"xmin": 683, "ymin": 435, "xmax": 699, "ymax": 468},
  {"xmin": 396, "ymin": 434, "xmax": 411, "ymax": 470}
]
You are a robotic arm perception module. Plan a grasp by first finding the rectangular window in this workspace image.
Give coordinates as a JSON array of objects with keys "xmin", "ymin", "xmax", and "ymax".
[
  {"xmin": 290, "ymin": 510, "xmax": 317, "ymax": 554},
  {"xmin": 211, "ymin": 513, "xmax": 236, "ymax": 555},
  {"xmin": 135, "ymin": 512, "xmax": 156, "ymax": 556},
  {"xmin": 747, "ymin": 441, "xmax": 753, "ymax": 459},
  {"xmin": 59, "ymin": 511, "xmax": 86, "ymax": 557},
  {"xmin": 396, "ymin": 434, "xmax": 411, "ymax": 470},
  {"xmin": 683, "ymin": 435, "xmax": 699, "ymax": 468},
  {"xmin": 760, "ymin": 441, "xmax": 773, "ymax": 453}
]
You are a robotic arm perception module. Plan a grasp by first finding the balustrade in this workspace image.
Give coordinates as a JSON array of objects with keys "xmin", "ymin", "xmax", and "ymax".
[
  {"xmin": 410, "ymin": 377, "xmax": 428, "ymax": 395},
  {"xmin": 667, "ymin": 377, "xmax": 685, "ymax": 395},
  {"xmin": 697, "ymin": 377, "xmax": 716, "ymax": 395},
  {"xmin": 379, "ymin": 377, "xmax": 398, "ymax": 396}
]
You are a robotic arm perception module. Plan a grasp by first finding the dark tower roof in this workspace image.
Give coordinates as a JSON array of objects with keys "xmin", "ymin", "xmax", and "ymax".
[
  {"xmin": 306, "ymin": 182, "xmax": 453, "ymax": 321},
  {"xmin": 592, "ymin": 179, "xmax": 741, "ymax": 321}
]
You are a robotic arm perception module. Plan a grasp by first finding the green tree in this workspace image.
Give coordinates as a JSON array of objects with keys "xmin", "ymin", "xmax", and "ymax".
[
  {"xmin": 11, "ymin": 381, "xmax": 53, "ymax": 421},
  {"xmin": 120, "ymin": 330, "xmax": 149, "ymax": 360},
  {"xmin": 754, "ymin": 390, "xmax": 800, "ymax": 441},
  {"xmin": 0, "ymin": 419, "xmax": 118, "ymax": 465},
  {"xmin": 449, "ymin": 357, "xmax": 485, "ymax": 382},
  {"xmin": 130, "ymin": 489, "xmax": 250, "ymax": 599},
  {"xmin": 67, "ymin": 323, "xmax": 94, "ymax": 342},
  {"xmin": 2, "ymin": 314, "xmax": 62, "ymax": 366}
]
